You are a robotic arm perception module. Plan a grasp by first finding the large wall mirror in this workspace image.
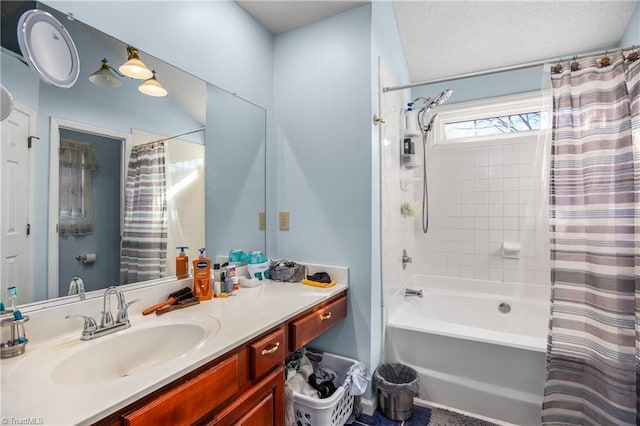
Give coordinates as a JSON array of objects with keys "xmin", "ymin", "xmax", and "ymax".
[{"xmin": 0, "ymin": 1, "xmax": 266, "ymax": 306}]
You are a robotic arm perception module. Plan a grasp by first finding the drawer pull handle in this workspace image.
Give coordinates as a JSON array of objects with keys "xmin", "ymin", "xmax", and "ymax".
[
  {"xmin": 261, "ymin": 342, "xmax": 280, "ymax": 355},
  {"xmin": 320, "ymin": 312, "xmax": 332, "ymax": 321}
]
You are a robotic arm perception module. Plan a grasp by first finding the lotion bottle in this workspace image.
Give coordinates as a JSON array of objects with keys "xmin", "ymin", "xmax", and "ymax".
[
  {"xmin": 192, "ymin": 248, "xmax": 212, "ymax": 300},
  {"xmin": 176, "ymin": 246, "xmax": 189, "ymax": 279}
]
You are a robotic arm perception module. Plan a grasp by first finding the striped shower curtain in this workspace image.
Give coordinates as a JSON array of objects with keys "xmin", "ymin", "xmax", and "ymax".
[
  {"xmin": 120, "ymin": 142, "xmax": 167, "ymax": 284},
  {"xmin": 542, "ymin": 53, "xmax": 639, "ymax": 425}
]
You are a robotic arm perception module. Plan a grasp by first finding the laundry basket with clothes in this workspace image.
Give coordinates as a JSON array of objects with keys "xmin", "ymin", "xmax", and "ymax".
[{"xmin": 284, "ymin": 348, "xmax": 369, "ymax": 426}]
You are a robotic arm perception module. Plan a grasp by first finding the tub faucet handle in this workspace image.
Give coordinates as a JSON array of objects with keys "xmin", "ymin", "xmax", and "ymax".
[{"xmin": 402, "ymin": 249, "xmax": 412, "ymax": 270}]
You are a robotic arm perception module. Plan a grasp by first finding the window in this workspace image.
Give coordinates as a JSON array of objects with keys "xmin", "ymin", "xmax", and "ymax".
[
  {"xmin": 434, "ymin": 92, "xmax": 543, "ymax": 144},
  {"xmin": 59, "ymin": 140, "xmax": 99, "ymax": 235},
  {"xmin": 445, "ymin": 112, "xmax": 541, "ymax": 139}
]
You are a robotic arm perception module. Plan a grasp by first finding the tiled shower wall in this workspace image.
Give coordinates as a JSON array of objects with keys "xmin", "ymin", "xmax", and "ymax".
[
  {"xmin": 411, "ymin": 137, "xmax": 551, "ymax": 285},
  {"xmin": 380, "ymin": 63, "xmax": 414, "ymax": 299}
]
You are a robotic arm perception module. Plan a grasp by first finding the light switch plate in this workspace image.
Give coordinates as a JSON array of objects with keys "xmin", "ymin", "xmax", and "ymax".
[
  {"xmin": 258, "ymin": 211, "xmax": 266, "ymax": 230},
  {"xmin": 279, "ymin": 211, "xmax": 290, "ymax": 231}
]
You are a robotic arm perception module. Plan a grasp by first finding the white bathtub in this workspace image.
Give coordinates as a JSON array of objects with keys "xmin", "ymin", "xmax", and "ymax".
[{"xmin": 385, "ymin": 275, "xmax": 550, "ymax": 426}]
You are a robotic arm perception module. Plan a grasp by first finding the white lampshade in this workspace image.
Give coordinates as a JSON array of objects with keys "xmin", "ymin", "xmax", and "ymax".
[
  {"xmin": 118, "ymin": 47, "xmax": 153, "ymax": 80},
  {"xmin": 138, "ymin": 71, "xmax": 167, "ymax": 97},
  {"xmin": 88, "ymin": 59, "xmax": 122, "ymax": 87}
]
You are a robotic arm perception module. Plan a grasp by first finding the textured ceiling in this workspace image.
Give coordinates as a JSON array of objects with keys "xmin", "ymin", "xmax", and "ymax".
[
  {"xmin": 236, "ymin": 0, "xmax": 367, "ymax": 34},
  {"xmin": 394, "ymin": 1, "xmax": 639, "ymax": 82},
  {"xmin": 237, "ymin": 0, "xmax": 638, "ymax": 84}
]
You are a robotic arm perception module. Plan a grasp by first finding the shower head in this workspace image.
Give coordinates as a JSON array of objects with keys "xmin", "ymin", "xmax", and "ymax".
[
  {"xmin": 422, "ymin": 89, "xmax": 453, "ymax": 116},
  {"xmin": 415, "ymin": 89, "xmax": 453, "ymax": 132},
  {"xmin": 433, "ymin": 89, "xmax": 453, "ymax": 107}
]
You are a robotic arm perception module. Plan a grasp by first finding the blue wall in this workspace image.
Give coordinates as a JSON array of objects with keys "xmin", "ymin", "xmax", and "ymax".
[
  {"xmin": 205, "ymin": 84, "xmax": 266, "ymax": 258},
  {"xmin": 411, "ymin": 66, "xmax": 545, "ymax": 106},
  {"xmin": 621, "ymin": 2, "xmax": 640, "ymax": 47},
  {"xmin": 58, "ymin": 129, "xmax": 121, "ymax": 294},
  {"xmin": 273, "ymin": 5, "xmax": 372, "ymax": 366}
]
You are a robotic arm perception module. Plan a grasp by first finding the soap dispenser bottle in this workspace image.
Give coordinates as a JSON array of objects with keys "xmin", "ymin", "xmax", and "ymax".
[
  {"xmin": 176, "ymin": 246, "xmax": 189, "ymax": 279},
  {"xmin": 193, "ymin": 248, "xmax": 212, "ymax": 300}
]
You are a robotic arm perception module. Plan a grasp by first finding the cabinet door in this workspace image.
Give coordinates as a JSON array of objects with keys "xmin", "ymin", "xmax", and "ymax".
[
  {"xmin": 206, "ymin": 367, "xmax": 284, "ymax": 426},
  {"xmin": 124, "ymin": 354, "xmax": 240, "ymax": 426}
]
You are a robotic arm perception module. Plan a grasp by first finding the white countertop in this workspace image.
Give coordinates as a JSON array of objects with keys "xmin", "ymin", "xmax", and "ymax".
[{"xmin": 0, "ymin": 276, "xmax": 348, "ymax": 426}]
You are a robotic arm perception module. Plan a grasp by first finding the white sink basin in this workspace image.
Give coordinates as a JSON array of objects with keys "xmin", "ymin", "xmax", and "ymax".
[{"xmin": 50, "ymin": 318, "xmax": 220, "ymax": 385}]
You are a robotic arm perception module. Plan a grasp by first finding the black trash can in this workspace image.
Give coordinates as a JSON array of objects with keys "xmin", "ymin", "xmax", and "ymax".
[{"xmin": 373, "ymin": 363, "xmax": 419, "ymax": 421}]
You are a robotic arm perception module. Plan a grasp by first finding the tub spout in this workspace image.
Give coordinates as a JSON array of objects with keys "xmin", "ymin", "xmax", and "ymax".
[{"xmin": 404, "ymin": 288, "xmax": 423, "ymax": 298}]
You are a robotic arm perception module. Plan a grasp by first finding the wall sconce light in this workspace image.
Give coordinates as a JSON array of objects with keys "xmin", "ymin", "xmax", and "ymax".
[
  {"xmin": 118, "ymin": 46, "xmax": 153, "ymax": 80},
  {"xmin": 89, "ymin": 51, "xmax": 168, "ymax": 97},
  {"xmin": 88, "ymin": 58, "xmax": 122, "ymax": 87},
  {"xmin": 138, "ymin": 70, "xmax": 168, "ymax": 97}
]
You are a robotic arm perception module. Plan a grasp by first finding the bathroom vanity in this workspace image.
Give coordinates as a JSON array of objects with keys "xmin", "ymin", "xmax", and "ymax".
[
  {"xmin": 101, "ymin": 291, "xmax": 347, "ymax": 426},
  {"xmin": 0, "ymin": 269, "xmax": 348, "ymax": 426}
]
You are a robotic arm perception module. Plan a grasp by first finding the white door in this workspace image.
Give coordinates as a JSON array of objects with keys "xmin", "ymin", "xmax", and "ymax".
[{"xmin": 1, "ymin": 105, "xmax": 33, "ymax": 304}]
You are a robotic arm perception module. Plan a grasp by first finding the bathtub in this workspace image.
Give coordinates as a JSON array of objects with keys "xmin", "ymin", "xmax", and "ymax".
[{"xmin": 385, "ymin": 275, "xmax": 550, "ymax": 426}]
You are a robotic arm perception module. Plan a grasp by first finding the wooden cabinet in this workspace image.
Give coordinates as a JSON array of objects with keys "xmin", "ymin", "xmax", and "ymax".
[
  {"xmin": 95, "ymin": 290, "xmax": 347, "ymax": 426},
  {"xmin": 204, "ymin": 367, "xmax": 284, "ymax": 426},
  {"xmin": 288, "ymin": 292, "xmax": 347, "ymax": 351},
  {"xmin": 124, "ymin": 355, "xmax": 241, "ymax": 426}
]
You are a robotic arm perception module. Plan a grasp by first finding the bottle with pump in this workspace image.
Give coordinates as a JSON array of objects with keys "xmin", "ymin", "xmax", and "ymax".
[
  {"xmin": 176, "ymin": 246, "xmax": 189, "ymax": 279},
  {"xmin": 192, "ymin": 248, "xmax": 212, "ymax": 300}
]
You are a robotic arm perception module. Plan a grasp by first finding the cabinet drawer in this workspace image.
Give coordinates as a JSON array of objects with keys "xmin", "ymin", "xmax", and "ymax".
[
  {"xmin": 124, "ymin": 354, "xmax": 240, "ymax": 426},
  {"xmin": 289, "ymin": 294, "xmax": 347, "ymax": 351},
  {"xmin": 250, "ymin": 327, "xmax": 285, "ymax": 380}
]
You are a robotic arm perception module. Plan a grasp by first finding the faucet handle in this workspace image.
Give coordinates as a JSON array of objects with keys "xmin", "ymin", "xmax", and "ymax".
[
  {"xmin": 66, "ymin": 314, "xmax": 97, "ymax": 331},
  {"xmin": 126, "ymin": 298, "xmax": 141, "ymax": 308},
  {"xmin": 117, "ymin": 298, "xmax": 141, "ymax": 323}
]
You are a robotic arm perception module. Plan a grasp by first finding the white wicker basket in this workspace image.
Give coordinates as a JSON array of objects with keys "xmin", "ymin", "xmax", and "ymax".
[{"xmin": 291, "ymin": 352, "xmax": 357, "ymax": 426}]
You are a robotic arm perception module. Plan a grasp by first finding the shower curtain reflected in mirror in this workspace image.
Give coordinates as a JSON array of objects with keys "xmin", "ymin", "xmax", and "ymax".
[
  {"xmin": 543, "ymin": 52, "xmax": 639, "ymax": 426},
  {"xmin": 120, "ymin": 142, "xmax": 167, "ymax": 285}
]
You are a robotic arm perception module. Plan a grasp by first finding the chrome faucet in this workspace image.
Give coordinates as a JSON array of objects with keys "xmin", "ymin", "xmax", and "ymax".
[
  {"xmin": 402, "ymin": 249, "xmax": 412, "ymax": 270},
  {"xmin": 404, "ymin": 288, "xmax": 423, "ymax": 298},
  {"xmin": 66, "ymin": 286, "xmax": 139, "ymax": 341},
  {"xmin": 68, "ymin": 277, "xmax": 86, "ymax": 300}
]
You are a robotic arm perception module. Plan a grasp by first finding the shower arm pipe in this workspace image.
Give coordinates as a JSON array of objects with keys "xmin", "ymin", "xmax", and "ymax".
[{"xmin": 383, "ymin": 44, "xmax": 638, "ymax": 92}]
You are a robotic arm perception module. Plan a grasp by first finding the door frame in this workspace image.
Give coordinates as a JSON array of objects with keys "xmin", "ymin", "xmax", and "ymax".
[{"xmin": 48, "ymin": 118, "xmax": 132, "ymax": 298}]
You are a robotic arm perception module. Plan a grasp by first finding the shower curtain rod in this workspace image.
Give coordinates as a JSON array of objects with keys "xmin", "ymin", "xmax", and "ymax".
[
  {"xmin": 143, "ymin": 127, "xmax": 206, "ymax": 145},
  {"xmin": 383, "ymin": 44, "xmax": 637, "ymax": 92}
]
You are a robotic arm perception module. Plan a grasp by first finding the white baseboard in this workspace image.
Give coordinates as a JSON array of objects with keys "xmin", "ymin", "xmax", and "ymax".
[{"xmin": 359, "ymin": 396, "xmax": 377, "ymax": 416}]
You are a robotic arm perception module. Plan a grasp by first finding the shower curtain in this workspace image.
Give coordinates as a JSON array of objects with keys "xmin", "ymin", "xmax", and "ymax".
[
  {"xmin": 543, "ymin": 52, "xmax": 639, "ymax": 425},
  {"xmin": 120, "ymin": 142, "xmax": 167, "ymax": 284}
]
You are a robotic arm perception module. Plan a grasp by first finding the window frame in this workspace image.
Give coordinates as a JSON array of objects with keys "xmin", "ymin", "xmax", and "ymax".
[{"xmin": 432, "ymin": 91, "xmax": 543, "ymax": 145}]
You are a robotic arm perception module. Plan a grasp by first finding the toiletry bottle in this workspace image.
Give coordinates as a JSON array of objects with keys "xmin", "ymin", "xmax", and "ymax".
[
  {"xmin": 176, "ymin": 246, "xmax": 189, "ymax": 279},
  {"xmin": 217, "ymin": 271, "xmax": 226, "ymax": 296},
  {"xmin": 212, "ymin": 263, "xmax": 221, "ymax": 283},
  {"xmin": 192, "ymin": 248, "xmax": 212, "ymax": 300},
  {"xmin": 224, "ymin": 270, "xmax": 234, "ymax": 294}
]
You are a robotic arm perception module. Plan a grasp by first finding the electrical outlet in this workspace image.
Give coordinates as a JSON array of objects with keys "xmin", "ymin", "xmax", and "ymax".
[
  {"xmin": 258, "ymin": 211, "xmax": 266, "ymax": 230},
  {"xmin": 279, "ymin": 211, "xmax": 290, "ymax": 231}
]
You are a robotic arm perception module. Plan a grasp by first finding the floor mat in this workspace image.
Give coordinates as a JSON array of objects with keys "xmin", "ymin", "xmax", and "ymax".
[
  {"xmin": 427, "ymin": 408, "xmax": 498, "ymax": 426},
  {"xmin": 348, "ymin": 405, "xmax": 498, "ymax": 426}
]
